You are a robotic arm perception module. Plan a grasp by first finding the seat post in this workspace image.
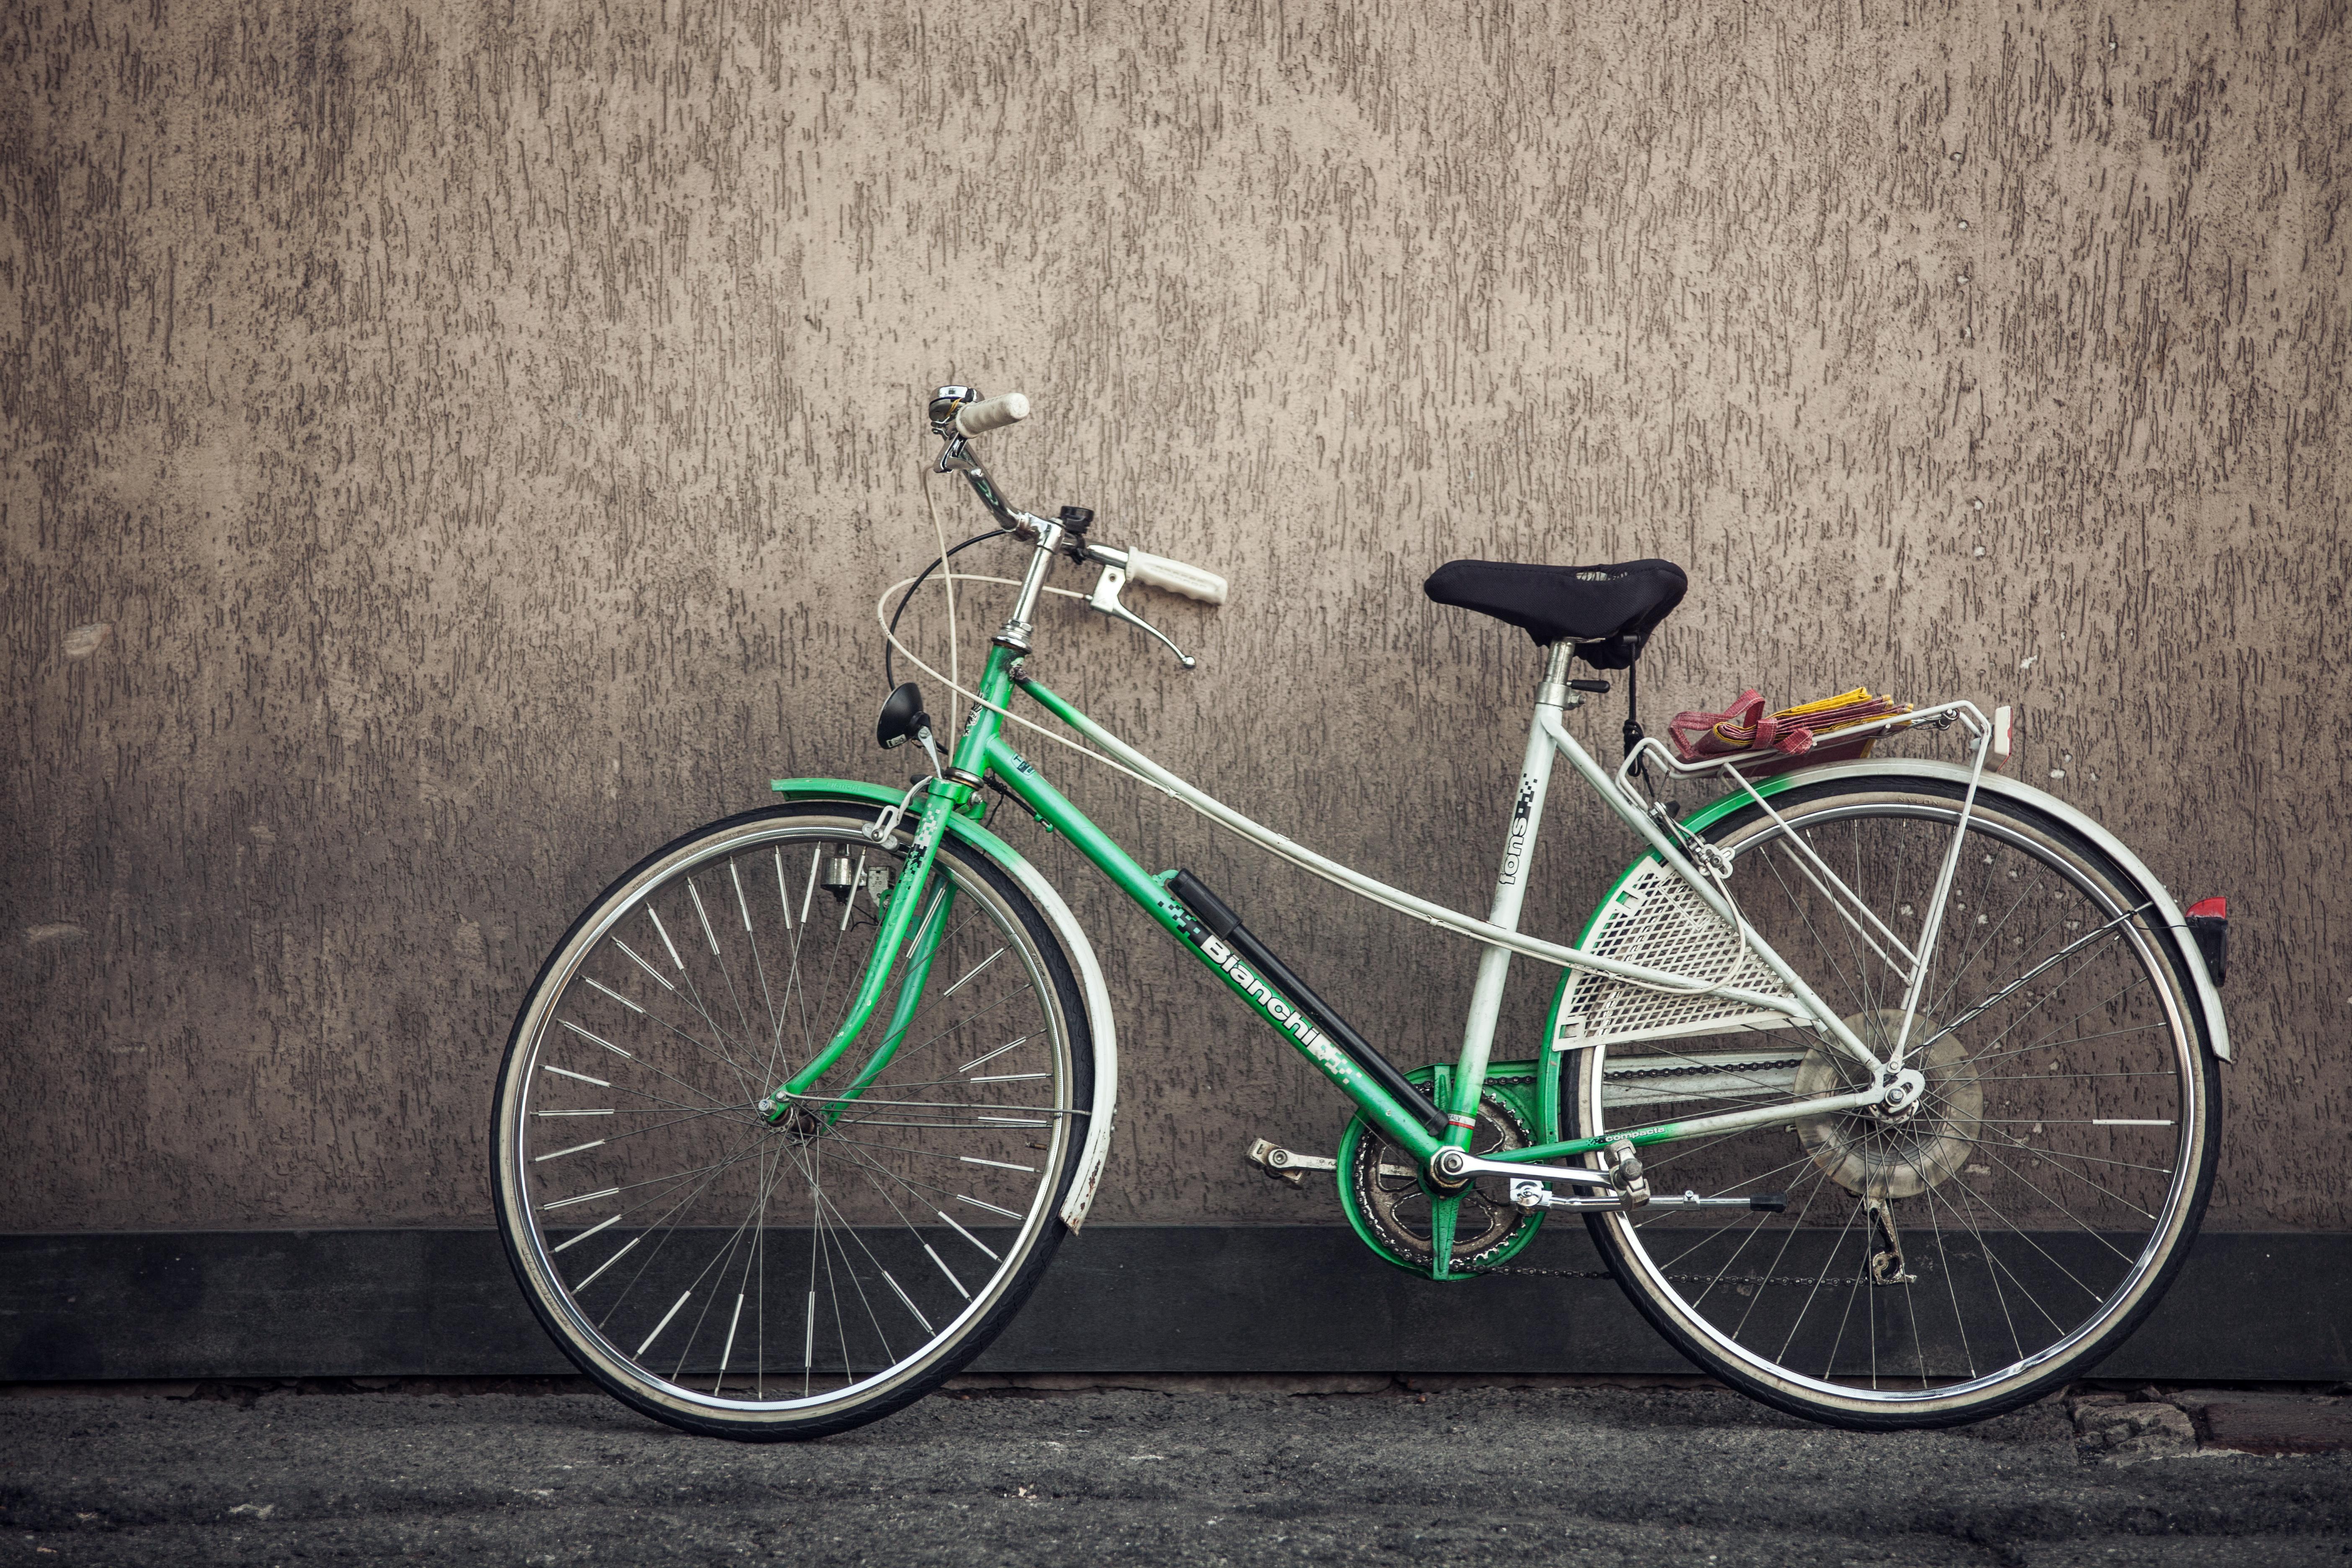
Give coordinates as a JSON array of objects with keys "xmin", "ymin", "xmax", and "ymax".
[
  {"xmin": 1440, "ymin": 641, "xmax": 1585, "ymax": 1146},
  {"xmin": 1535, "ymin": 640, "xmax": 1579, "ymax": 708}
]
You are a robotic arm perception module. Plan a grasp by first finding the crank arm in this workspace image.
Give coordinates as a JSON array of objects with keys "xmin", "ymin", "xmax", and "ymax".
[
  {"xmin": 1509, "ymin": 1181, "xmax": 1629, "ymax": 1212},
  {"xmin": 1431, "ymin": 1148, "xmax": 1619, "ymax": 1188}
]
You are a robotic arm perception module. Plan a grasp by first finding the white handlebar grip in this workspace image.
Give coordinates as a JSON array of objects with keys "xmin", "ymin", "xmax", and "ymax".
[
  {"xmin": 954, "ymin": 392, "xmax": 1030, "ymax": 436},
  {"xmin": 1125, "ymin": 550, "xmax": 1230, "ymax": 606}
]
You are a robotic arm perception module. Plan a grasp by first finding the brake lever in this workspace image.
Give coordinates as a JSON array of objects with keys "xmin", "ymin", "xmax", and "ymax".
[{"xmin": 1086, "ymin": 565, "xmax": 1197, "ymax": 670}]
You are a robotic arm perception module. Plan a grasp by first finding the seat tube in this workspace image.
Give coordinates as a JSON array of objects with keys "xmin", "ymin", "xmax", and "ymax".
[{"xmin": 1443, "ymin": 642, "xmax": 1579, "ymax": 1145}]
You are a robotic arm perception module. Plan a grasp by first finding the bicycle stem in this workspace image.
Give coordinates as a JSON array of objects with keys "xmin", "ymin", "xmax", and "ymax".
[{"xmin": 981, "ymin": 520, "xmax": 1064, "ymax": 658}]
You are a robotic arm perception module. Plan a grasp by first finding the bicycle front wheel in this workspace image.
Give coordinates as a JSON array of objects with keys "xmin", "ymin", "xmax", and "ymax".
[
  {"xmin": 1560, "ymin": 773, "xmax": 2219, "ymax": 1428},
  {"xmin": 493, "ymin": 801, "xmax": 1091, "ymax": 1439}
]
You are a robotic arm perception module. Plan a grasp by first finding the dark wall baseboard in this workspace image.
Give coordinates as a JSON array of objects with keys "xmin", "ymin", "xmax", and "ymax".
[{"xmin": 3, "ymin": 1227, "xmax": 2344, "ymax": 1383}]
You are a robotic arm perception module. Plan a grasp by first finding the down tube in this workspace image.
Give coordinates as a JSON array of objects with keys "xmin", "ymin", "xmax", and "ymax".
[{"xmin": 979, "ymin": 732, "xmax": 1440, "ymax": 1163}]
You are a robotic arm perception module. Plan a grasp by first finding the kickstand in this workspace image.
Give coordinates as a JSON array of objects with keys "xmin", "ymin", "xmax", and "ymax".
[{"xmin": 1865, "ymin": 1197, "xmax": 1917, "ymax": 1285}]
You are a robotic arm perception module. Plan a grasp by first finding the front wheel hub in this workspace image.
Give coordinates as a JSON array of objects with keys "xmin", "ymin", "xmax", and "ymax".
[{"xmin": 761, "ymin": 1101, "xmax": 828, "ymax": 1143}]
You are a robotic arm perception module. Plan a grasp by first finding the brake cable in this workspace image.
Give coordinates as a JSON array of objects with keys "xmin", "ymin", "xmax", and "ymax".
[{"xmin": 883, "ymin": 529, "xmax": 1003, "ymax": 691}]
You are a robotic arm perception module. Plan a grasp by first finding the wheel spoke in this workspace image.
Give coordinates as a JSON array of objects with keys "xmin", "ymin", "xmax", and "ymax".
[
  {"xmin": 497, "ymin": 815, "xmax": 1079, "ymax": 1431},
  {"xmin": 1573, "ymin": 783, "xmax": 2206, "ymax": 1419}
]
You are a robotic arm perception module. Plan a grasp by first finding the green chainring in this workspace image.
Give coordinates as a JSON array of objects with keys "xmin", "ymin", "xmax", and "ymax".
[{"xmin": 1335, "ymin": 1062, "xmax": 1550, "ymax": 1281}]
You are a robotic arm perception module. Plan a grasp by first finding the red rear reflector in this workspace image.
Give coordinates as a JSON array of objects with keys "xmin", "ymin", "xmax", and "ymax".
[{"xmin": 2185, "ymin": 897, "xmax": 2227, "ymax": 920}]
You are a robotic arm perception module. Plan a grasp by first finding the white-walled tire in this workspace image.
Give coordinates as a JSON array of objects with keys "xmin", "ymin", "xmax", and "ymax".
[
  {"xmin": 1566, "ymin": 775, "xmax": 2220, "ymax": 1429},
  {"xmin": 493, "ymin": 802, "xmax": 1091, "ymax": 1439}
]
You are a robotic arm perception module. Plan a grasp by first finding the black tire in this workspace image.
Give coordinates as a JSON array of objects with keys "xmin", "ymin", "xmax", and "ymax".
[
  {"xmin": 1563, "ymin": 773, "xmax": 2220, "ymax": 1429},
  {"xmin": 493, "ymin": 800, "xmax": 1092, "ymax": 1439}
]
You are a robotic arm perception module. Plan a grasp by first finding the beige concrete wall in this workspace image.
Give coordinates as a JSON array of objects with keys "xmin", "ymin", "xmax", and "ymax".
[{"xmin": 3, "ymin": 0, "xmax": 2344, "ymax": 1231}]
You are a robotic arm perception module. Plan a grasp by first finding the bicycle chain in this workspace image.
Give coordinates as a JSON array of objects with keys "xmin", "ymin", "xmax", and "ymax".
[
  {"xmin": 1462, "ymin": 1261, "xmax": 1834, "ymax": 1288},
  {"xmin": 1608, "ymin": 1057, "xmax": 1803, "ymax": 1081}
]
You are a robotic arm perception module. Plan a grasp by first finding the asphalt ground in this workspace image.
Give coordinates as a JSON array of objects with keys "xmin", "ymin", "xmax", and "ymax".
[{"xmin": 2, "ymin": 1381, "xmax": 2347, "ymax": 1567}]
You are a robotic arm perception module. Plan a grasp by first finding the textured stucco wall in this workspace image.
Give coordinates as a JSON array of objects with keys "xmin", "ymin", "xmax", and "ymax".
[{"xmin": 3, "ymin": 0, "xmax": 2345, "ymax": 1232}]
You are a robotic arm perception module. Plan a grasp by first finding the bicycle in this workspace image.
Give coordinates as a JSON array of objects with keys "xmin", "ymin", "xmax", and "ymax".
[{"xmin": 493, "ymin": 384, "xmax": 2231, "ymax": 1439}]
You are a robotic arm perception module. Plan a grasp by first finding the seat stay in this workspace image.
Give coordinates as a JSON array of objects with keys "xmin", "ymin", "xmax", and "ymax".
[
  {"xmin": 1886, "ymin": 707, "xmax": 1999, "ymax": 1067},
  {"xmin": 1535, "ymin": 706, "xmax": 1886, "ymax": 1077}
]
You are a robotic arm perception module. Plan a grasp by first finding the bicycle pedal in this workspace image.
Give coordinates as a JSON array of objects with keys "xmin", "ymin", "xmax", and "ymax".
[
  {"xmin": 1506, "ymin": 1178, "xmax": 1626, "ymax": 1213},
  {"xmin": 1509, "ymin": 1178, "xmax": 1570, "ymax": 1212},
  {"xmin": 1246, "ymin": 1138, "xmax": 1337, "ymax": 1188}
]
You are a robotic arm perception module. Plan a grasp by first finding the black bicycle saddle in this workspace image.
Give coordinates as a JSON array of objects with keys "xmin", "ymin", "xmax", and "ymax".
[{"xmin": 1424, "ymin": 558, "xmax": 1687, "ymax": 665}]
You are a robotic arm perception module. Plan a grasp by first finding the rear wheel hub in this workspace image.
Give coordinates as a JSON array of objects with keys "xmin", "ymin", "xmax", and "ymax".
[{"xmin": 1793, "ymin": 1010, "xmax": 1983, "ymax": 1199}]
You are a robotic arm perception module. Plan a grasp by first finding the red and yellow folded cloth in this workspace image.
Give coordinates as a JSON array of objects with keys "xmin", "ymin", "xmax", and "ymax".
[{"xmin": 1669, "ymin": 688, "xmax": 1911, "ymax": 773}]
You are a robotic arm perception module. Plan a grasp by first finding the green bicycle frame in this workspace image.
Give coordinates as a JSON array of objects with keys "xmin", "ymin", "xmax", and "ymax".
[
  {"xmin": 768, "ymin": 640, "xmax": 1444, "ymax": 1163},
  {"xmin": 763, "ymin": 611, "xmax": 1966, "ymax": 1191}
]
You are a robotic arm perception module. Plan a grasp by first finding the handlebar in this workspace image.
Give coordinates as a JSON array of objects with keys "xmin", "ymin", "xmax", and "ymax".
[
  {"xmin": 954, "ymin": 392, "xmax": 1029, "ymax": 437},
  {"xmin": 1119, "ymin": 549, "xmax": 1228, "ymax": 606},
  {"xmin": 926, "ymin": 382, "xmax": 1230, "ymax": 661}
]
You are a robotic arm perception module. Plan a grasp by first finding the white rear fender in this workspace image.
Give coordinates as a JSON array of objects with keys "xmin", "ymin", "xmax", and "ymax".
[{"xmin": 1746, "ymin": 759, "xmax": 2232, "ymax": 1061}]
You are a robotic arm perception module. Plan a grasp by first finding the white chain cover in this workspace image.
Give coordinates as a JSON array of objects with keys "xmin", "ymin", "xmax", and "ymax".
[{"xmin": 1554, "ymin": 859, "xmax": 1794, "ymax": 1050}]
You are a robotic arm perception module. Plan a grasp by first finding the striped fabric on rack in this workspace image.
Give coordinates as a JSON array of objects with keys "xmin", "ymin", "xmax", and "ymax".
[{"xmin": 1669, "ymin": 687, "xmax": 1911, "ymax": 775}]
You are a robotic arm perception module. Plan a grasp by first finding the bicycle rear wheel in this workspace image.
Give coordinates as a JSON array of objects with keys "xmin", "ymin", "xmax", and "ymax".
[
  {"xmin": 493, "ymin": 801, "xmax": 1091, "ymax": 1439},
  {"xmin": 1559, "ymin": 773, "xmax": 2219, "ymax": 1428}
]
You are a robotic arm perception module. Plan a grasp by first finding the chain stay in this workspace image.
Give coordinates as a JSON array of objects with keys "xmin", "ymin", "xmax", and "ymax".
[{"xmin": 1421, "ymin": 1071, "xmax": 1816, "ymax": 1286}]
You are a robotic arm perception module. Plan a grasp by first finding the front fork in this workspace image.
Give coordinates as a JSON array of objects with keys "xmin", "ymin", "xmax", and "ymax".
[
  {"xmin": 762, "ymin": 779, "xmax": 965, "ymax": 1122},
  {"xmin": 763, "ymin": 640, "xmax": 1026, "ymax": 1122},
  {"xmin": 818, "ymin": 878, "xmax": 957, "ymax": 1118}
]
